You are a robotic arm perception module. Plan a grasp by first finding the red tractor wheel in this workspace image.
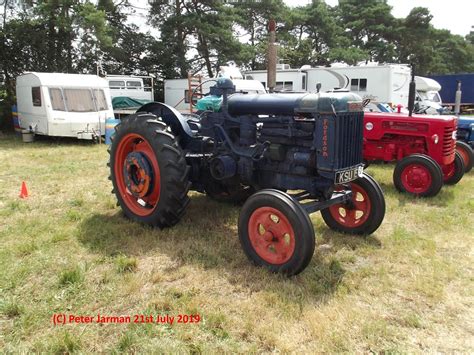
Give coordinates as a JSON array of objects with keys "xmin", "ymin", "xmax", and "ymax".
[
  {"xmin": 442, "ymin": 151, "xmax": 465, "ymax": 185},
  {"xmin": 109, "ymin": 113, "xmax": 190, "ymax": 227},
  {"xmin": 456, "ymin": 141, "xmax": 473, "ymax": 173},
  {"xmin": 238, "ymin": 189, "xmax": 315, "ymax": 276},
  {"xmin": 321, "ymin": 173, "xmax": 385, "ymax": 235},
  {"xmin": 393, "ymin": 154, "xmax": 443, "ymax": 197}
]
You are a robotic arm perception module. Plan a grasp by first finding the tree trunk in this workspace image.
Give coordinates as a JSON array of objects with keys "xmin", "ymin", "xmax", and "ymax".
[
  {"xmin": 175, "ymin": 0, "xmax": 188, "ymax": 77},
  {"xmin": 198, "ymin": 33, "xmax": 213, "ymax": 77}
]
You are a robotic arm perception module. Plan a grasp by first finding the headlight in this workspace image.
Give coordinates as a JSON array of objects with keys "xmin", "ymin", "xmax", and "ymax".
[
  {"xmin": 452, "ymin": 131, "xmax": 457, "ymax": 140},
  {"xmin": 432, "ymin": 134, "xmax": 439, "ymax": 144}
]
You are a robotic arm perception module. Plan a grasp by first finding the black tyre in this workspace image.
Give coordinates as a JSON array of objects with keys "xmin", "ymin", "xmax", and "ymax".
[
  {"xmin": 238, "ymin": 189, "xmax": 315, "ymax": 276},
  {"xmin": 321, "ymin": 173, "xmax": 385, "ymax": 235},
  {"xmin": 393, "ymin": 154, "xmax": 443, "ymax": 197},
  {"xmin": 456, "ymin": 141, "xmax": 473, "ymax": 173},
  {"xmin": 443, "ymin": 151, "xmax": 465, "ymax": 185},
  {"xmin": 109, "ymin": 113, "xmax": 190, "ymax": 227}
]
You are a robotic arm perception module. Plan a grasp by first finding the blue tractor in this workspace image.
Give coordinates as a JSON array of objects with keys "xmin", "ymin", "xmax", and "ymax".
[
  {"xmin": 109, "ymin": 78, "xmax": 386, "ymax": 276},
  {"xmin": 456, "ymin": 116, "xmax": 474, "ymax": 172}
]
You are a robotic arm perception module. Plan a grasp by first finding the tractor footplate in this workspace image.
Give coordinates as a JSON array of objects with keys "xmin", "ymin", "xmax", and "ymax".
[{"xmin": 299, "ymin": 190, "xmax": 353, "ymax": 214}]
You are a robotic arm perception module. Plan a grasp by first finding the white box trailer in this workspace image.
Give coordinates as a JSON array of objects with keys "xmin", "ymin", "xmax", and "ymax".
[
  {"xmin": 106, "ymin": 75, "xmax": 154, "ymax": 101},
  {"xmin": 305, "ymin": 64, "xmax": 412, "ymax": 107},
  {"xmin": 16, "ymin": 72, "xmax": 114, "ymax": 140},
  {"xmin": 244, "ymin": 64, "xmax": 412, "ymax": 107},
  {"xmin": 164, "ymin": 78, "xmax": 266, "ymax": 112},
  {"xmin": 244, "ymin": 68, "xmax": 307, "ymax": 92}
]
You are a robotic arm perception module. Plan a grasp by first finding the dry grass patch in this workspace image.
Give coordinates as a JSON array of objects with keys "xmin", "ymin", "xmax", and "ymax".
[{"xmin": 0, "ymin": 134, "xmax": 473, "ymax": 352}]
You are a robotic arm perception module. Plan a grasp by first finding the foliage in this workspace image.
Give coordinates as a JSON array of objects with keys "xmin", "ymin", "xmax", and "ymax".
[{"xmin": 1, "ymin": 0, "xmax": 474, "ymax": 129}]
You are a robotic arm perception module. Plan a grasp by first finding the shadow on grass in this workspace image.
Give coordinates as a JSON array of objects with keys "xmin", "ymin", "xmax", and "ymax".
[{"xmin": 76, "ymin": 194, "xmax": 379, "ymax": 303}]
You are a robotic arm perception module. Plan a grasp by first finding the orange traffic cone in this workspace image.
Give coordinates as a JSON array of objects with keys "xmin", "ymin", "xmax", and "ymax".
[{"xmin": 19, "ymin": 181, "xmax": 29, "ymax": 198}]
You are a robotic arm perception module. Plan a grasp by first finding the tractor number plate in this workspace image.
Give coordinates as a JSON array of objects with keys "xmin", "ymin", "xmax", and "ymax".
[{"xmin": 335, "ymin": 165, "xmax": 364, "ymax": 184}]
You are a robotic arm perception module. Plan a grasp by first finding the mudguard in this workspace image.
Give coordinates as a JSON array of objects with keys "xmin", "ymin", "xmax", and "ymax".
[{"xmin": 137, "ymin": 102, "xmax": 194, "ymax": 142}]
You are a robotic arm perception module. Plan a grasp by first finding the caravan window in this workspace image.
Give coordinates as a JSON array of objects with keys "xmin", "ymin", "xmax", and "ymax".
[
  {"xmin": 64, "ymin": 89, "xmax": 95, "ymax": 112},
  {"xmin": 32, "ymin": 87, "xmax": 42, "ymax": 107},
  {"xmin": 49, "ymin": 88, "xmax": 66, "ymax": 111},
  {"xmin": 126, "ymin": 81, "xmax": 142, "ymax": 89},
  {"xmin": 109, "ymin": 80, "xmax": 125, "ymax": 89},
  {"xmin": 275, "ymin": 81, "xmax": 293, "ymax": 91},
  {"xmin": 93, "ymin": 89, "xmax": 108, "ymax": 110},
  {"xmin": 350, "ymin": 79, "xmax": 359, "ymax": 91},
  {"xmin": 350, "ymin": 78, "xmax": 368, "ymax": 92}
]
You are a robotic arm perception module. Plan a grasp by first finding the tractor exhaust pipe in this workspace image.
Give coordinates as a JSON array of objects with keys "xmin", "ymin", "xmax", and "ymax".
[
  {"xmin": 454, "ymin": 80, "xmax": 462, "ymax": 115},
  {"xmin": 408, "ymin": 68, "xmax": 416, "ymax": 117},
  {"xmin": 267, "ymin": 19, "xmax": 277, "ymax": 93}
]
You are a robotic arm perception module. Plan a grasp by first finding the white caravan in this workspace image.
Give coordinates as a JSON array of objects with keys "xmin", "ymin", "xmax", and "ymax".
[
  {"xmin": 16, "ymin": 72, "xmax": 114, "ymax": 140},
  {"xmin": 106, "ymin": 75, "xmax": 154, "ymax": 101}
]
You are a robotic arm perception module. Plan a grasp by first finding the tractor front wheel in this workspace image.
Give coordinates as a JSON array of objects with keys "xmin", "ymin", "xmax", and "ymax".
[
  {"xmin": 238, "ymin": 189, "xmax": 315, "ymax": 276},
  {"xmin": 109, "ymin": 113, "xmax": 190, "ymax": 227},
  {"xmin": 456, "ymin": 141, "xmax": 473, "ymax": 173},
  {"xmin": 393, "ymin": 154, "xmax": 443, "ymax": 197},
  {"xmin": 321, "ymin": 173, "xmax": 385, "ymax": 235},
  {"xmin": 443, "ymin": 151, "xmax": 465, "ymax": 185}
]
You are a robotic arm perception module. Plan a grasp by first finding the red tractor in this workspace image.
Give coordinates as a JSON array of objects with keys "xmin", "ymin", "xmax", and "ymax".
[{"xmin": 363, "ymin": 111, "xmax": 465, "ymax": 197}]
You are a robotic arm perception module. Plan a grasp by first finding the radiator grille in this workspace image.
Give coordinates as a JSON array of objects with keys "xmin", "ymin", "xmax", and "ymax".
[
  {"xmin": 442, "ymin": 126, "xmax": 455, "ymax": 156},
  {"xmin": 334, "ymin": 112, "xmax": 364, "ymax": 169}
]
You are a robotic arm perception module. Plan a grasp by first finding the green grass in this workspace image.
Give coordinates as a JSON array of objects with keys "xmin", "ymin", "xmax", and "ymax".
[{"xmin": 0, "ymin": 135, "xmax": 473, "ymax": 352}]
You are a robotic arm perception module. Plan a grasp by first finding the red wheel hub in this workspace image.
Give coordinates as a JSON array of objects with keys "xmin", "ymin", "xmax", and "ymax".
[
  {"xmin": 123, "ymin": 152, "xmax": 154, "ymax": 198},
  {"xmin": 400, "ymin": 163, "xmax": 432, "ymax": 194},
  {"xmin": 248, "ymin": 207, "xmax": 296, "ymax": 264},
  {"xmin": 328, "ymin": 183, "xmax": 371, "ymax": 228},
  {"xmin": 114, "ymin": 133, "xmax": 161, "ymax": 216}
]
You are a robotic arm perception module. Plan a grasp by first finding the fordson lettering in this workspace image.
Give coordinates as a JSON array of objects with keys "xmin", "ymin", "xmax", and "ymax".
[{"xmin": 322, "ymin": 118, "xmax": 329, "ymax": 157}]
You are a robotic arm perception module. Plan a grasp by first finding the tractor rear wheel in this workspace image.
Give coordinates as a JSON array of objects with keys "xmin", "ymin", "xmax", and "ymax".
[
  {"xmin": 109, "ymin": 113, "xmax": 190, "ymax": 227},
  {"xmin": 321, "ymin": 173, "xmax": 385, "ymax": 235},
  {"xmin": 456, "ymin": 141, "xmax": 473, "ymax": 173},
  {"xmin": 443, "ymin": 151, "xmax": 465, "ymax": 185},
  {"xmin": 393, "ymin": 154, "xmax": 443, "ymax": 197},
  {"xmin": 238, "ymin": 189, "xmax": 315, "ymax": 276}
]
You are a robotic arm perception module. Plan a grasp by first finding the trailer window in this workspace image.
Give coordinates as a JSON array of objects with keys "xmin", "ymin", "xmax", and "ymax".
[
  {"xmin": 350, "ymin": 79, "xmax": 358, "ymax": 91},
  {"xmin": 64, "ymin": 89, "xmax": 96, "ymax": 112},
  {"xmin": 32, "ymin": 87, "xmax": 41, "ymax": 107},
  {"xmin": 49, "ymin": 88, "xmax": 66, "ymax": 111},
  {"xmin": 109, "ymin": 80, "xmax": 125, "ymax": 89},
  {"xmin": 350, "ymin": 78, "xmax": 367, "ymax": 92},
  {"xmin": 126, "ymin": 81, "xmax": 142, "ymax": 89},
  {"xmin": 93, "ymin": 89, "xmax": 108, "ymax": 110},
  {"xmin": 275, "ymin": 81, "xmax": 293, "ymax": 91}
]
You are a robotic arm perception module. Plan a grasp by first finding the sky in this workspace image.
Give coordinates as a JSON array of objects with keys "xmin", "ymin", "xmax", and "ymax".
[{"xmin": 288, "ymin": 0, "xmax": 472, "ymax": 37}]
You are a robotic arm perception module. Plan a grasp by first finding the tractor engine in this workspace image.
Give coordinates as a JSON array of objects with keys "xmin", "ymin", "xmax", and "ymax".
[{"xmin": 189, "ymin": 78, "xmax": 365, "ymax": 199}]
